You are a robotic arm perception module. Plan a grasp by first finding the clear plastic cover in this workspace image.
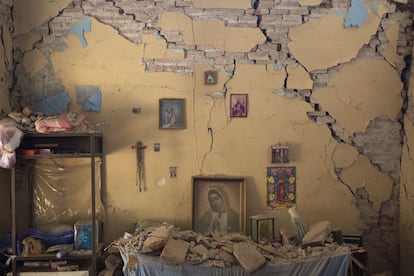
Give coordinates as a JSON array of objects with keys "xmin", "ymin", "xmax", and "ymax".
[{"xmin": 31, "ymin": 158, "xmax": 104, "ymax": 227}]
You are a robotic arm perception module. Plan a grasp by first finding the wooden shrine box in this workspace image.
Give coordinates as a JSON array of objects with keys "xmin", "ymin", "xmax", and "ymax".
[{"xmin": 250, "ymin": 214, "xmax": 276, "ymax": 243}]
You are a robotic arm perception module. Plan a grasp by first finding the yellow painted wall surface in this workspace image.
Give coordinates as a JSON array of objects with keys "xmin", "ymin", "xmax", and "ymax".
[
  {"xmin": 381, "ymin": 24, "xmax": 404, "ymax": 68},
  {"xmin": 142, "ymin": 34, "xmax": 184, "ymax": 59},
  {"xmin": 226, "ymin": 64, "xmax": 285, "ymax": 91},
  {"xmin": 298, "ymin": 0, "xmax": 323, "ymax": 6},
  {"xmin": 23, "ymin": 49, "xmax": 48, "ymax": 77},
  {"xmin": 341, "ymin": 156, "xmax": 393, "ymax": 211},
  {"xmin": 46, "ymin": 17, "xmax": 367, "ymax": 241},
  {"xmin": 288, "ymin": 12, "xmax": 382, "ymax": 71},
  {"xmin": 4, "ymin": 3, "xmax": 412, "ymax": 273},
  {"xmin": 286, "ymin": 63, "xmax": 313, "ymax": 90},
  {"xmin": 158, "ymin": 13, "xmax": 266, "ymax": 52},
  {"xmin": 13, "ymin": 32, "xmax": 42, "ymax": 52},
  {"xmin": 400, "ymin": 45, "xmax": 414, "ymax": 275},
  {"xmin": 13, "ymin": 0, "xmax": 72, "ymax": 36},
  {"xmin": 313, "ymin": 59, "xmax": 403, "ymax": 137},
  {"xmin": 332, "ymin": 142, "xmax": 359, "ymax": 169}
]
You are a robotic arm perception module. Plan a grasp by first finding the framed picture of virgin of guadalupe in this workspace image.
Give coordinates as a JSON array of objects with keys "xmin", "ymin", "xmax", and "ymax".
[
  {"xmin": 192, "ymin": 176, "xmax": 246, "ymax": 235},
  {"xmin": 267, "ymin": 166, "xmax": 296, "ymax": 209}
]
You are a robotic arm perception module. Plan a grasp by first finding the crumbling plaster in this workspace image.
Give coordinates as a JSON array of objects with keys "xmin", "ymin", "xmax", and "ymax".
[
  {"xmin": 401, "ymin": 119, "xmax": 414, "ymax": 276},
  {"xmin": 1, "ymin": 0, "xmax": 413, "ymax": 274},
  {"xmin": 400, "ymin": 44, "xmax": 414, "ymax": 275},
  {"xmin": 299, "ymin": 0, "xmax": 324, "ymax": 6},
  {"xmin": 381, "ymin": 24, "xmax": 405, "ymax": 67},
  {"xmin": 288, "ymin": 1, "xmax": 391, "ymax": 71},
  {"xmin": 12, "ymin": 0, "xmax": 73, "ymax": 36},
  {"xmin": 341, "ymin": 155, "xmax": 393, "ymax": 211},
  {"xmin": 313, "ymin": 59, "xmax": 403, "ymax": 137},
  {"xmin": 192, "ymin": 0, "xmax": 251, "ymax": 10},
  {"xmin": 0, "ymin": 1, "xmax": 12, "ymax": 113},
  {"xmin": 157, "ymin": 12, "xmax": 266, "ymax": 52}
]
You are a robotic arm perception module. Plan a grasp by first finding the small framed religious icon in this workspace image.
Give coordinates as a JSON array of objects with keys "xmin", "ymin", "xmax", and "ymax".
[
  {"xmin": 159, "ymin": 98, "xmax": 186, "ymax": 129},
  {"xmin": 250, "ymin": 214, "xmax": 276, "ymax": 243},
  {"xmin": 204, "ymin": 70, "xmax": 218, "ymax": 85},
  {"xmin": 271, "ymin": 144, "xmax": 289, "ymax": 163},
  {"xmin": 230, "ymin": 94, "xmax": 248, "ymax": 118}
]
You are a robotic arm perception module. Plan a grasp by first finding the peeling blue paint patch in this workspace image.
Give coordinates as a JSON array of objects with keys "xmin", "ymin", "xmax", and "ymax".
[
  {"xmin": 70, "ymin": 18, "xmax": 91, "ymax": 47},
  {"xmin": 76, "ymin": 85, "xmax": 102, "ymax": 112},
  {"xmin": 344, "ymin": 0, "xmax": 368, "ymax": 27},
  {"xmin": 31, "ymin": 91, "xmax": 71, "ymax": 115}
]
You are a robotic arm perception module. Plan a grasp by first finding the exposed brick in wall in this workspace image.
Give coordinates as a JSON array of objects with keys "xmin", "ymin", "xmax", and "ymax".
[{"xmin": 6, "ymin": 0, "xmax": 414, "ymax": 273}]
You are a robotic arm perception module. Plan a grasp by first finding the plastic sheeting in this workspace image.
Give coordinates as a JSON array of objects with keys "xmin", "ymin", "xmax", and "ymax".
[
  {"xmin": 0, "ymin": 119, "xmax": 24, "ymax": 169},
  {"xmin": 31, "ymin": 158, "xmax": 104, "ymax": 226},
  {"xmin": 121, "ymin": 245, "xmax": 350, "ymax": 276}
]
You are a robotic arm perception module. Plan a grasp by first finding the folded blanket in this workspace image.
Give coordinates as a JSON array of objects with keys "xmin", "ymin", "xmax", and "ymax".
[{"xmin": 35, "ymin": 111, "xmax": 94, "ymax": 133}]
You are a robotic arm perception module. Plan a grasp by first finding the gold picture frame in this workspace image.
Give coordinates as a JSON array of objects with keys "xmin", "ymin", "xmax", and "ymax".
[{"xmin": 192, "ymin": 176, "xmax": 246, "ymax": 235}]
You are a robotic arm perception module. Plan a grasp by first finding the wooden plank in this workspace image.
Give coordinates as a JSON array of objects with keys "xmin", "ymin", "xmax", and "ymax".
[{"xmin": 160, "ymin": 238, "xmax": 190, "ymax": 265}]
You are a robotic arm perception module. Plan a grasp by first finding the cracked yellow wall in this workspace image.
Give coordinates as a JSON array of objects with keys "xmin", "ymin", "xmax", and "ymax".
[
  {"xmin": 13, "ymin": 0, "xmax": 72, "ymax": 36},
  {"xmin": 46, "ymin": 14, "xmax": 368, "ymax": 241},
  {"xmin": 7, "ymin": 1, "xmax": 409, "ymax": 257},
  {"xmin": 288, "ymin": 2, "xmax": 391, "ymax": 71},
  {"xmin": 158, "ymin": 13, "xmax": 266, "ymax": 52},
  {"xmin": 400, "ymin": 45, "xmax": 414, "ymax": 275},
  {"xmin": 381, "ymin": 24, "xmax": 404, "ymax": 67},
  {"xmin": 142, "ymin": 34, "xmax": 184, "ymax": 59},
  {"xmin": 332, "ymin": 143, "xmax": 359, "ymax": 169},
  {"xmin": 23, "ymin": 49, "xmax": 48, "ymax": 77},
  {"xmin": 286, "ymin": 64, "xmax": 313, "ymax": 90},
  {"xmin": 341, "ymin": 156, "xmax": 392, "ymax": 211},
  {"xmin": 298, "ymin": 0, "xmax": 323, "ymax": 6},
  {"xmin": 50, "ymin": 17, "xmax": 196, "ymax": 237},
  {"xmin": 313, "ymin": 59, "xmax": 403, "ymax": 137}
]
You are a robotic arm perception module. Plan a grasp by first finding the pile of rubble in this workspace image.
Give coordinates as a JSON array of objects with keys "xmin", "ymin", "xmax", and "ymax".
[
  {"xmin": 6, "ymin": 107, "xmax": 47, "ymax": 132},
  {"xmin": 109, "ymin": 222, "xmax": 349, "ymax": 274}
]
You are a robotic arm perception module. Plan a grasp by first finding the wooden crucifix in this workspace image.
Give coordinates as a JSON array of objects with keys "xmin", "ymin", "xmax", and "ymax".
[{"xmin": 132, "ymin": 141, "xmax": 147, "ymax": 192}]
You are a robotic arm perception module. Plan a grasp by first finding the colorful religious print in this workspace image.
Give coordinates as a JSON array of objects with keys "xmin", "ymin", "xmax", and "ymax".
[{"xmin": 267, "ymin": 167, "xmax": 296, "ymax": 209}]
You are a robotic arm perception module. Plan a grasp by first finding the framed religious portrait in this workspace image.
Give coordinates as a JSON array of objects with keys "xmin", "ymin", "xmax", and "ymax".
[
  {"xmin": 159, "ymin": 98, "xmax": 186, "ymax": 129},
  {"xmin": 267, "ymin": 166, "xmax": 296, "ymax": 209},
  {"xmin": 192, "ymin": 176, "xmax": 246, "ymax": 235},
  {"xmin": 204, "ymin": 70, "xmax": 218, "ymax": 85},
  {"xmin": 230, "ymin": 94, "xmax": 248, "ymax": 118}
]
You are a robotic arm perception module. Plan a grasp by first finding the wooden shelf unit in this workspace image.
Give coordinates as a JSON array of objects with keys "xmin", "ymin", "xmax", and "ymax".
[{"xmin": 10, "ymin": 131, "xmax": 104, "ymax": 275}]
